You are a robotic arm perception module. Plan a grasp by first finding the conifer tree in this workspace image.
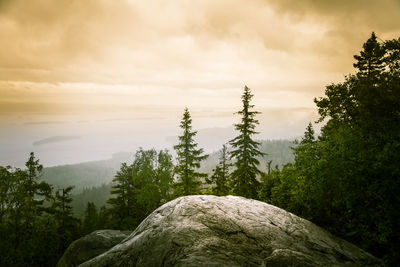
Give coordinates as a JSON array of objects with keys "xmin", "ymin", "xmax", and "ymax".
[
  {"xmin": 206, "ymin": 144, "xmax": 231, "ymax": 196},
  {"xmin": 353, "ymin": 32, "xmax": 385, "ymax": 78},
  {"xmin": 53, "ymin": 186, "xmax": 76, "ymax": 231},
  {"xmin": 52, "ymin": 186, "xmax": 79, "ymax": 252},
  {"xmin": 82, "ymin": 202, "xmax": 98, "ymax": 234},
  {"xmin": 107, "ymin": 163, "xmax": 135, "ymax": 228},
  {"xmin": 229, "ymin": 86, "xmax": 265, "ymax": 199},
  {"xmin": 24, "ymin": 152, "xmax": 53, "ymax": 217},
  {"xmin": 174, "ymin": 108, "xmax": 208, "ymax": 195}
]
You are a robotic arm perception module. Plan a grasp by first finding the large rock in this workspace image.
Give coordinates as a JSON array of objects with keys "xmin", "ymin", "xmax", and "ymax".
[
  {"xmin": 80, "ymin": 195, "xmax": 380, "ymax": 266},
  {"xmin": 57, "ymin": 230, "xmax": 131, "ymax": 267}
]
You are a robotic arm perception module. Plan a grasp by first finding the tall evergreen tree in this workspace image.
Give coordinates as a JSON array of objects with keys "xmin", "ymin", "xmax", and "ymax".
[
  {"xmin": 0, "ymin": 153, "xmax": 57, "ymax": 266},
  {"xmin": 174, "ymin": 108, "xmax": 208, "ymax": 196},
  {"xmin": 82, "ymin": 202, "xmax": 98, "ymax": 235},
  {"xmin": 353, "ymin": 32, "xmax": 385, "ymax": 78},
  {"xmin": 107, "ymin": 163, "xmax": 135, "ymax": 229},
  {"xmin": 23, "ymin": 152, "xmax": 53, "ymax": 217},
  {"xmin": 52, "ymin": 186, "xmax": 79, "ymax": 252},
  {"xmin": 206, "ymin": 144, "xmax": 231, "ymax": 196},
  {"xmin": 229, "ymin": 86, "xmax": 265, "ymax": 199}
]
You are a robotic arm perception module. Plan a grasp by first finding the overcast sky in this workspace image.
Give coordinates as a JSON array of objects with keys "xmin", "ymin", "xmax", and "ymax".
[{"xmin": 1, "ymin": 0, "xmax": 399, "ymax": 166}]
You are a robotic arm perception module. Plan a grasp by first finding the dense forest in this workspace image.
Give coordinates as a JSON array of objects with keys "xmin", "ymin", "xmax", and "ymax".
[
  {"xmin": 40, "ymin": 140, "xmax": 294, "ymax": 216},
  {"xmin": 0, "ymin": 33, "xmax": 399, "ymax": 266}
]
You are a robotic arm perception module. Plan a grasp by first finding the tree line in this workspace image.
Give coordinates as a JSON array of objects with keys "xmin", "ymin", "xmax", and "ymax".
[{"xmin": 0, "ymin": 32, "xmax": 399, "ymax": 265}]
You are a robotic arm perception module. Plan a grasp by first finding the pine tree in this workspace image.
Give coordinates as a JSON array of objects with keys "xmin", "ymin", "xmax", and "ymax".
[
  {"xmin": 24, "ymin": 152, "xmax": 53, "ymax": 217},
  {"xmin": 0, "ymin": 153, "xmax": 54, "ymax": 266},
  {"xmin": 174, "ymin": 108, "xmax": 208, "ymax": 196},
  {"xmin": 302, "ymin": 122, "xmax": 315, "ymax": 143},
  {"xmin": 53, "ymin": 186, "xmax": 76, "ymax": 231},
  {"xmin": 353, "ymin": 32, "xmax": 385, "ymax": 79},
  {"xmin": 206, "ymin": 144, "xmax": 231, "ymax": 196},
  {"xmin": 82, "ymin": 202, "xmax": 98, "ymax": 235},
  {"xmin": 97, "ymin": 205, "xmax": 110, "ymax": 229},
  {"xmin": 52, "ymin": 186, "xmax": 79, "ymax": 252},
  {"xmin": 107, "ymin": 163, "xmax": 135, "ymax": 228},
  {"xmin": 229, "ymin": 86, "xmax": 265, "ymax": 199}
]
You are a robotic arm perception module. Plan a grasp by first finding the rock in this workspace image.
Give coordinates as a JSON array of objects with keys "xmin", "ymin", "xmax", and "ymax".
[
  {"xmin": 57, "ymin": 230, "xmax": 131, "ymax": 267},
  {"xmin": 79, "ymin": 195, "xmax": 380, "ymax": 266}
]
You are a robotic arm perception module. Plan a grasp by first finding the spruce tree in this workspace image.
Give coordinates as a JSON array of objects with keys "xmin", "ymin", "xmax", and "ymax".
[
  {"xmin": 82, "ymin": 202, "xmax": 98, "ymax": 234},
  {"xmin": 206, "ymin": 144, "xmax": 231, "ymax": 196},
  {"xmin": 107, "ymin": 162, "xmax": 135, "ymax": 229},
  {"xmin": 229, "ymin": 86, "xmax": 265, "ymax": 199},
  {"xmin": 174, "ymin": 108, "xmax": 208, "ymax": 196},
  {"xmin": 52, "ymin": 186, "xmax": 79, "ymax": 252},
  {"xmin": 353, "ymin": 32, "xmax": 385, "ymax": 78}
]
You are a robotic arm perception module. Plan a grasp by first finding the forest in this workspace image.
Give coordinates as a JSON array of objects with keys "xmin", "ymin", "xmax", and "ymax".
[{"xmin": 0, "ymin": 33, "xmax": 399, "ymax": 266}]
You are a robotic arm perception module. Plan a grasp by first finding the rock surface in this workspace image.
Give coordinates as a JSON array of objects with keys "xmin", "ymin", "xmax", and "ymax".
[
  {"xmin": 57, "ymin": 230, "xmax": 130, "ymax": 267},
  {"xmin": 79, "ymin": 195, "xmax": 380, "ymax": 266}
]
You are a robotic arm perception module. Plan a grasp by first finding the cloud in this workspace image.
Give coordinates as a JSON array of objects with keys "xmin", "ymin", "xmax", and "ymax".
[
  {"xmin": 0, "ymin": 0, "xmax": 136, "ymax": 69},
  {"xmin": 0, "ymin": 0, "xmax": 399, "ymax": 123},
  {"xmin": 265, "ymin": 0, "xmax": 400, "ymax": 57},
  {"xmin": 0, "ymin": 0, "xmax": 344, "ymax": 83},
  {"xmin": 266, "ymin": 0, "xmax": 400, "ymax": 31}
]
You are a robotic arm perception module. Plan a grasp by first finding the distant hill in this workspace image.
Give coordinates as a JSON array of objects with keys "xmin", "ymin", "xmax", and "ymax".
[
  {"xmin": 71, "ymin": 184, "xmax": 112, "ymax": 216},
  {"xmin": 41, "ymin": 152, "xmax": 132, "ymax": 193}
]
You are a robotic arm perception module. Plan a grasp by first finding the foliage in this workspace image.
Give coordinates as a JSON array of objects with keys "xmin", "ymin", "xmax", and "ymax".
[
  {"xmin": 107, "ymin": 162, "xmax": 136, "ymax": 229},
  {"xmin": 1, "ymin": 32, "xmax": 399, "ymax": 266},
  {"xmin": 260, "ymin": 33, "xmax": 400, "ymax": 264},
  {"xmin": 82, "ymin": 202, "xmax": 99, "ymax": 235},
  {"xmin": 107, "ymin": 148, "xmax": 174, "ymax": 229},
  {"xmin": 206, "ymin": 144, "xmax": 232, "ymax": 196},
  {"xmin": 174, "ymin": 108, "xmax": 208, "ymax": 196},
  {"xmin": 52, "ymin": 185, "xmax": 80, "ymax": 253},
  {"xmin": 229, "ymin": 86, "xmax": 265, "ymax": 199},
  {"xmin": 0, "ymin": 153, "xmax": 80, "ymax": 266}
]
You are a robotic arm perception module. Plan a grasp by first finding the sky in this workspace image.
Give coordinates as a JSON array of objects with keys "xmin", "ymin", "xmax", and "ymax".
[{"xmin": 1, "ymin": 0, "xmax": 400, "ymax": 167}]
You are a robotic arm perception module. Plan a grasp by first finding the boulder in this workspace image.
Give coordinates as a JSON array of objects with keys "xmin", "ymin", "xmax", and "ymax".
[
  {"xmin": 57, "ymin": 230, "xmax": 130, "ymax": 267},
  {"xmin": 80, "ymin": 195, "xmax": 380, "ymax": 266}
]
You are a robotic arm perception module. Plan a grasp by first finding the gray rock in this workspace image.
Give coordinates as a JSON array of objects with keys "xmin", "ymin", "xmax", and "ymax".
[
  {"xmin": 57, "ymin": 230, "xmax": 131, "ymax": 267},
  {"xmin": 79, "ymin": 195, "xmax": 380, "ymax": 266}
]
